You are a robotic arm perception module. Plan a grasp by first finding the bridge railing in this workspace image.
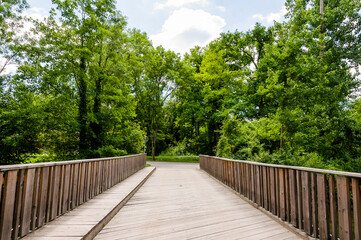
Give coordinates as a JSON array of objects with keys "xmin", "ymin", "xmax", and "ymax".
[
  {"xmin": 200, "ymin": 155, "xmax": 361, "ymax": 240},
  {"xmin": 0, "ymin": 154, "xmax": 146, "ymax": 240}
]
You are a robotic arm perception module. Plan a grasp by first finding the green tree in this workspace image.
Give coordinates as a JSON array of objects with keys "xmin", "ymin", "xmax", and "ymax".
[
  {"xmin": 138, "ymin": 46, "xmax": 181, "ymax": 160},
  {"xmin": 17, "ymin": 0, "xmax": 143, "ymax": 158},
  {"xmin": 0, "ymin": 0, "xmax": 28, "ymax": 75}
]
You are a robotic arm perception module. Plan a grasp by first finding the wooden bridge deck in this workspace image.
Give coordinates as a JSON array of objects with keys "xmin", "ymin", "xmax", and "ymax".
[{"xmin": 95, "ymin": 162, "xmax": 301, "ymax": 240}]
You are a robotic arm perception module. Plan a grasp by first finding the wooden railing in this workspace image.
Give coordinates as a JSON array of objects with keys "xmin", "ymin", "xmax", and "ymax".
[
  {"xmin": 200, "ymin": 155, "xmax": 361, "ymax": 240},
  {"xmin": 0, "ymin": 154, "xmax": 146, "ymax": 240}
]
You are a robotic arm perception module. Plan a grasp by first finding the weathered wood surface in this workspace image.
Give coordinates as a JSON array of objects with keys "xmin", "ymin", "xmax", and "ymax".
[
  {"xmin": 0, "ymin": 154, "xmax": 146, "ymax": 240},
  {"xmin": 200, "ymin": 155, "xmax": 361, "ymax": 240},
  {"xmin": 96, "ymin": 162, "xmax": 300, "ymax": 240},
  {"xmin": 22, "ymin": 167, "xmax": 155, "ymax": 240}
]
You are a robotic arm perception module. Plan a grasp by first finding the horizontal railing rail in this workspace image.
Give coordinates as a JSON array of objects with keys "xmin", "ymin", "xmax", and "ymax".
[
  {"xmin": 0, "ymin": 154, "xmax": 146, "ymax": 240},
  {"xmin": 200, "ymin": 155, "xmax": 361, "ymax": 240}
]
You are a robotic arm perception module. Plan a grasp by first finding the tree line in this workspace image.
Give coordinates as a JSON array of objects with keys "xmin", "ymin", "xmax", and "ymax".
[{"xmin": 1, "ymin": 0, "xmax": 361, "ymax": 172}]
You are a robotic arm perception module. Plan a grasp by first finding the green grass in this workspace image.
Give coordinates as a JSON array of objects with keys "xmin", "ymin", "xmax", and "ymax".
[{"xmin": 146, "ymin": 155, "xmax": 199, "ymax": 163}]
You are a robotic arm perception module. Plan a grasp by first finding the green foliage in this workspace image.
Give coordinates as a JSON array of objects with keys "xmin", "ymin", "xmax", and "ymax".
[
  {"xmin": 0, "ymin": 0, "xmax": 29, "ymax": 75},
  {"xmin": 2, "ymin": 0, "xmax": 361, "ymax": 174},
  {"xmin": 0, "ymin": 84, "xmax": 43, "ymax": 164},
  {"xmin": 146, "ymin": 155, "xmax": 199, "ymax": 163},
  {"xmin": 159, "ymin": 141, "xmax": 195, "ymax": 156},
  {"xmin": 92, "ymin": 146, "xmax": 127, "ymax": 158},
  {"xmin": 211, "ymin": 0, "xmax": 361, "ymax": 172}
]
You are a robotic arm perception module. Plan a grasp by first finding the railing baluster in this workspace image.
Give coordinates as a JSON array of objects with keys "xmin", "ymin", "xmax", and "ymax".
[
  {"xmin": 20, "ymin": 169, "xmax": 35, "ymax": 237},
  {"xmin": 0, "ymin": 154, "xmax": 145, "ymax": 239},
  {"xmin": 0, "ymin": 170, "xmax": 17, "ymax": 240},
  {"xmin": 311, "ymin": 172, "xmax": 318, "ymax": 238},
  {"xmin": 353, "ymin": 178, "xmax": 361, "ymax": 240},
  {"xmin": 337, "ymin": 176, "xmax": 352, "ymax": 240},
  {"xmin": 199, "ymin": 155, "xmax": 361, "ymax": 240}
]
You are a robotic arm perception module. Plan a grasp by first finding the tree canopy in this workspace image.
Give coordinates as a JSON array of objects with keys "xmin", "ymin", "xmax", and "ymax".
[{"xmin": 1, "ymin": 0, "xmax": 361, "ymax": 172}]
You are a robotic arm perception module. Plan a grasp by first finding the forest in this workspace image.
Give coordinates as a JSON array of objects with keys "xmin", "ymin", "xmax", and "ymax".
[{"xmin": 1, "ymin": 0, "xmax": 361, "ymax": 172}]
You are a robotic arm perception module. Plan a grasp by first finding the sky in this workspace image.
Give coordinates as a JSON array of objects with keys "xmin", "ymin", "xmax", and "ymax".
[{"xmin": 25, "ymin": 0, "xmax": 288, "ymax": 54}]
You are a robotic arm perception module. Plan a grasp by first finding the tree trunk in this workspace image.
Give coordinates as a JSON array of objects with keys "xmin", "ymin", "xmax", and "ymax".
[
  {"xmin": 90, "ymin": 76, "xmax": 102, "ymax": 150},
  {"xmin": 151, "ymin": 117, "xmax": 159, "ymax": 161},
  {"xmin": 78, "ymin": 56, "xmax": 87, "ymax": 154},
  {"xmin": 320, "ymin": 0, "xmax": 325, "ymax": 34},
  {"xmin": 280, "ymin": 125, "xmax": 284, "ymax": 154}
]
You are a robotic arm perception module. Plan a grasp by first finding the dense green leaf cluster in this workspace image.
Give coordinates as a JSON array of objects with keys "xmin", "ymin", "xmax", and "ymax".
[{"xmin": 1, "ymin": 0, "xmax": 361, "ymax": 172}]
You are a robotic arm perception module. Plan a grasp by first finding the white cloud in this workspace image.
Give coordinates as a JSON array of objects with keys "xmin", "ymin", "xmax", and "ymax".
[
  {"xmin": 0, "ymin": 7, "xmax": 49, "ymax": 75},
  {"xmin": 216, "ymin": 6, "xmax": 226, "ymax": 12},
  {"xmin": 150, "ymin": 8, "xmax": 226, "ymax": 54},
  {"xmin": 252, "ymin": 6, "xmax": 287, "ymax": 23},
  {"xmin": 23, "ymin": 7, "xmax": 48, "ymax": 21},
  {"xmin": 154, "ymin": 0, "xmax": 209, "ymax": 11}
]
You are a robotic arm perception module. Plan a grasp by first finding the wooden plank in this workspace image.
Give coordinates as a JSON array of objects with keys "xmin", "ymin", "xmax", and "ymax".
[
  {"xmin": 90, "ymin": 162, "xmax": 95, "ymax": 197},
  {"xmin": 82, "ymin": 163, "xmax": 88, "ymax": 202},
  {"xmin": 235, "ymin": 162, "xmax": 239, "ymax": 193},
  {"xmin": 71, "ymin": 164, "xmax": 79, "ymax": 209},
  {"xmin": 106, "ymin": 160, "xmax": 112, "ymax": 189},
  {"xmin": 31, "ymin": 168, "xmax": 40, "ymax": 230},
  {"xmin": 311, "ymin": 173, "xmax": 318, "ymax": 238},
  {"xmin": 284, "ymin": 169, "xmax": 290, "ymax": 222},
  {"xmin": 270, "ymin": 167, "xmax": 276, "ymax": 215},
  {"xmin": 51, "ymin": 166, "xmax": 60, "ymax": 220},
  {"xmin": 289, "ymin": 169, "xmax": 298, "ymax": 228},
  {"xmin": 95, "ymin": 161, "xmax": 100, "ymax": 195},
  {"xmin": 57, "ymin": 166, "xmax": 64, "ymax": 216},
  {"xmin": 0, "ymin": 172, "xmax": 3, "ymax": 207},
  {"xmin": 275, "ymin": 168, "xmax": 280, "ymax": 217},
  {"xmin": 37, "ymin": 167, "xmax": 49, "ymax": 227},
  {"xmin": 0, "ymin": 170, "xmax": 18, "ymax": 240},
  {"xmin": 337, "ymin": 176, "xmax": 352, "ymax": 240},
  {"xmin": 256, "ymin": 166, "xmax": 261, "ymax": 205},
  {"xmin": 99, "ymin": 161, "xmax": 103, "ymax": 193},
  {"xmin": 296, "ymin": 170, "xmax": 303, "ymax": 229},
  {"xmin": 301, "ymin": 171, "xmax": 312, "ymax": 235},
  {"xmin": 352, "ymin": 178, "xmax": 361, "ymax": 240},
  {"xmin": 252, "ymin": 165, "xmax": 256, "ymax": 202},
  {"xmin": 329, "ymin": 175, "xmax": 337, "ymax": 240},
  {"xmin": 12, "ymin": 170, "xmax": 25, "ymax": 239},
  {"xmin": 62, "ymin": 165, "xmax": 71, "ymax": 213},
  {"xmin": 317, "ymin": 174, "xmax": 329, "ymax": 240},
  {"xmin": 112, "ymin": 160, "xmax": 116, "ymax": 186},
  {"xmin": 87, "ymin": 162, "xmax": 92, "ymax": 200},
  {"xmin": 78, "ymin": 163, "xmax": 85, "ymax": 205},
  {"xmin": 20, "ymin": 168, "xmax": 35, "ymax": 237},
  {"xmin": 45, "ymin": 166, "xmax": 54, "ymax": 222},
  {"xmin": 262, "ymin": 167, "xmax": 268, "ymax": 210},
  {"xmin": 279, "ymin": 168, "xmax": 286, "ymax": 221},
  {"xmin": 246, "ymin": 164, "xmax": 250, "ymax": 198}
]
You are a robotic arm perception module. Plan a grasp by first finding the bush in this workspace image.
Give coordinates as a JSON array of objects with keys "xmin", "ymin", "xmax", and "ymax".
[
  {"xmin": 146, "ymin": 155, "xmax": 199, "ymax": 162},
  {"xmin": 93, "ymin": 146, "xmax": 127, "ymax": 158}
]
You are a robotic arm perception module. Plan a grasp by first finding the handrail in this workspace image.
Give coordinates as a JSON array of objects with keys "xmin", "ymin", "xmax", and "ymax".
[
  {"xmin": 0, "ymin": 154, "xmax": 145, "ymax": 171},
  {"xmin": 200, "ymin": 155, "xmax": 361, "ymax": 240},
  {"xmin": 199, "ymin": 155, "xmax": 361, "ymax": 178},
  {"xmin": 0, "ymin": 154, "xmax": 147, "ymax": 240}
]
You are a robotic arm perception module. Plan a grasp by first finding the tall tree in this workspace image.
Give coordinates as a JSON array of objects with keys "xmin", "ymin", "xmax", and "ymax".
[
  {"xmin": 17, "ymin": 0, "xmax": 143, "ymax": 158},
  {"xmin": 136, "ymin": 46, "xmax": 181, "ymax": 160}
]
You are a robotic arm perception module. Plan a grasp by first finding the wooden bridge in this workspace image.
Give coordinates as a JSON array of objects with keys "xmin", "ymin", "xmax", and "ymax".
[{"xmin": 0, "ymin": 154, "xmax": 360, "ymax": 239}]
